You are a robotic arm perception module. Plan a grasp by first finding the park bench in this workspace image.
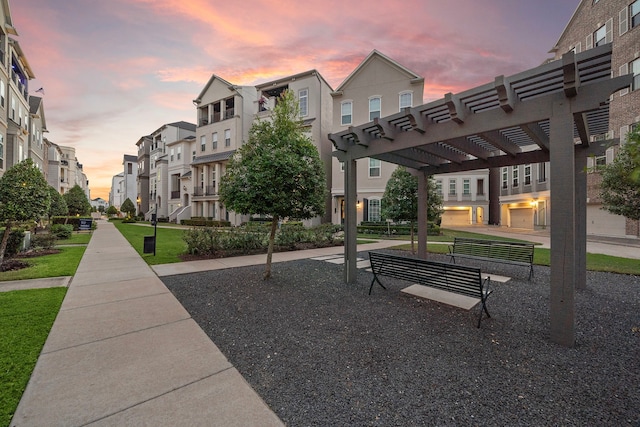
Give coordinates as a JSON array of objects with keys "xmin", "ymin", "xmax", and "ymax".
[
  {"xmin": 368, "ymin": 251, "xmax": 492, "ymax": 327},
  {"xmin": 448, "ymin": 237, "xmax": 534, "ymax": 280}
]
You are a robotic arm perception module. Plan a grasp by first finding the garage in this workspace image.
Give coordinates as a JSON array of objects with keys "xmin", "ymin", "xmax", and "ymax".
[
  {"xmin": 441, "ymin": 209, "xmax": 470, "ymax": 226},
  {"xmin": 509, "ymin": 208, "xmax": 533, "ymax": 229},
  {"xmin": 587, "ymin": 205, "xmax": 627, "ymax": 237}
]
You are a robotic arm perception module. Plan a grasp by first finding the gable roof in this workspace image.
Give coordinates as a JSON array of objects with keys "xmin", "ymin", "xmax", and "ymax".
[
  {"xmin": 1, "ymin": 0, "xmax": 18, "ymax": 35},
  {"xmin": 193, "ymin": 74, "xmax": 237, "ymax": 104},
  {"xmin": 334, "ymin": 49, "xmax": 423, "ymax": 93},
  {"xmin": 29, "ymin": 96, "xmax": 46, "ymax": 129},
  {"xmin": 255, "ymin": 69, "xmax": 333, "ymax": 92},
  {"xmin": 548, "ymin": 1, "xmax": 584, "ymax": 54}
]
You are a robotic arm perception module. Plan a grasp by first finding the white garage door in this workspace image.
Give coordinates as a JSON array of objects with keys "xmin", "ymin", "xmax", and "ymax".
[
  {"xmin": 441, "ymin": 210, "xmax": 470, "ymax": 226},
  {"xmin": 587, "ymin": 205, "xmax": 627, "ymax": 237},
  {"xmin": 509, "ymin": 208, "xmax": 533, "ymax": 229}
]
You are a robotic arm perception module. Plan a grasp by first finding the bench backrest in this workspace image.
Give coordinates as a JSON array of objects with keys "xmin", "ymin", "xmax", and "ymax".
[
  {"xmin": 369, "ymin": 251, "xmax": 484, "ymax": 299},
  {"xmin": 452, "ymin": 237, "xmax": 534, "ymax": 263}
]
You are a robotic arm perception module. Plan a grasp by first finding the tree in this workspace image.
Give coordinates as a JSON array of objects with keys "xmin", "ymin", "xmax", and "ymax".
[
  {"xmin": 106, "ymin": 205, "xmax": 118, "ymax": 216},
  {"xmin": 220, "ymin": 90, "xmax": 326, "ymax": 279},
  {"xmin": 381, "ymin": 167, "xmax": 443, "ymax": 254},
  {"xmin": 120, "ymin": 198, "xmax": 136, "ymax": 218},
  {"xmin": 0, "ymin": 159, "xmax": 50, "ymax": 263},
  {"xmin": 48, "ymin": 186, "xmax": 68, "ymax": 218},
  {"xmin": 600, "ymin": 130, "xmax": 640, "ymax": 220},
  {"xmin": 63, "ymin": 185, "xmax": 91, "ymax": 216}
]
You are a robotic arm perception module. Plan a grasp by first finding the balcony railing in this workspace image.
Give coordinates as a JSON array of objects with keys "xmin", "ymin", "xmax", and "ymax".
[
  {"xmin": 205, "ymin": 186, "xmax": 217, "ymax": 196},
  {"xmin": 224, "ymin": 109, "xmax": 235, "ymax": 120},
  {"xmin": 193, "ymin": 188, "xmax": 204, "ymax": 196},
  {"xmin": 170, "ymin": 190, "xmax": 180, "ymax": 199},
  {"xmin": 212, "ymin": 112, "xmax": 221, "ymax": 123}
]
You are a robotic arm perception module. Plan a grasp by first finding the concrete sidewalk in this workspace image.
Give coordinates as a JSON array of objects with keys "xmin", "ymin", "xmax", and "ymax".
[{"xmin": 10, "ymin": 220, "xmax": 283, "ymax": 427}]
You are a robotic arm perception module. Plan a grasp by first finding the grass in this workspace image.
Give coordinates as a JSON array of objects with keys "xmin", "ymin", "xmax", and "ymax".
[
  {"xmin": 57, "ymin": 232, "xmax": 92, "ymax": 245},
  {"xmin": 359, "ymin": 228, "xmax": 535, "ymax": 244},
  {"xmin": 113, "ymin": 221, "xmax": 187, "ymax": 265},
  {"xmin": 0, "ymin": 287, "xmax": 67, "ymax": 426},
  {"xmin": 0, "ymin": 246, "xmax": 86, "ymax": 282}
]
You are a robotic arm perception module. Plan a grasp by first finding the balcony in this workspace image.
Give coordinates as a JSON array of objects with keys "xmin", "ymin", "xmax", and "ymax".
[
  {"xmin": 205, "ymin": 186, "xmax": 217, "ymax": 196},
  {"xmin": 224, "ymin": 108, "xmax": 235, "ymax": 120},
  {"xmin": 170, "ymin": 190, "xmax": 180, "ymax": 199},
  {"xmin": 193, "ymin": 187, "xmax": 204, "ymax": 196}
]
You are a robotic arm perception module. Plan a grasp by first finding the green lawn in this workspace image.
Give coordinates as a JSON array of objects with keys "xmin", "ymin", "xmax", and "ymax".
[
  {"xmin": 113, "ymin": 222, "xmax": 187, "ymax": 265},
  {"xmin": 359, "ymin": 228, "xmax": 535, "ymax": 244},
  {"xmin": 0, "ymin": 246, "xmax": 86, "ymax": 282},
  {"xmin": 0, "ymin": 287, "xmax": 67, "ymax": 426},
  {"xmin": 58, "ymin": 232, "xmax": 92, "ymax": 245}
]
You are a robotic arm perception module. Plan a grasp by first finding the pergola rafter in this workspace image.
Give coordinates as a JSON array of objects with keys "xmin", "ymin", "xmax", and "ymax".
[{"xmin": 329, "ymin": 44, "xmax": 633, "ymax": 347}]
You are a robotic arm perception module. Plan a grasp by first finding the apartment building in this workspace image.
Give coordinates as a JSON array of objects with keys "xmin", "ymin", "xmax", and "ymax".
[
  {"xmin": 499, "ymin": 0, "xmax": 640, "ymax": 236},
  {"xmin": 166, "ymin": 135, "xmax": 195, "ymax": 223},
  {"xmin": 27, "ymin": 95, "xmax": 46, "ymax": 174},
  {"xmin": 147, "ymin": 121, "xmax": 195, "ymax": 219},
  {"xmin": 45, "ymin": 139, "xmax": 62, "ymax": 191},
  {"xmin": 135, "ymin": 135, "xmax": 151, "ymax": 216}
]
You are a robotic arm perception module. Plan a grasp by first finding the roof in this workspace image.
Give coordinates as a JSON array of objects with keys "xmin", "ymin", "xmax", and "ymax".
[
  {"xmin": 29, "ymin": 96, "xmax": 46, "ymax": 129},
  {"xmin": 123, "ymin": 154, "xmax": 137, "ymax": 162},
  {"xmin": 166, "ymin": 121, "xmax": 196, "ymax": 132},
  {"xmin": 191, "ymin": 150, "xmax": 236, "ymax": 166},
  {"xmin": 334, "ymin": 50, "xmax": 423, "ymax": 93},
  {"xmin": 9, "ymin": 38, "xmax": 35, "ymax": 79},
  {"xmin": 330, "ymin": 44, "xmax": 628, "ymax": 175},
  {"xmin": 255, "ymin": 69, "xmax": 334, "ymax": 92},
  {"xmin": 194, "ymin": 74, "xmax": 237, "ymax": 104},
  {"xmin": 549, "ymin": 0, "xmax": 584, "ymax": 54},
  {"xmin": 2, "ymin": 0, "xmax": 18, "ymax": 35}
]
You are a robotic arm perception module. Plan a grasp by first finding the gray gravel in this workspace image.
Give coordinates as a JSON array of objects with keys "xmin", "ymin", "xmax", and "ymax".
[{"xmin": 162, "ymin": 251, "xmax": 640, "ymax": 426}]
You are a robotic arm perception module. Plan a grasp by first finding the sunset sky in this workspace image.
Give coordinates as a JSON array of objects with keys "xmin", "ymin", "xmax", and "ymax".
[{"xmin": 11, "ymin": 0, "xmax": 579, "ymax": 200}]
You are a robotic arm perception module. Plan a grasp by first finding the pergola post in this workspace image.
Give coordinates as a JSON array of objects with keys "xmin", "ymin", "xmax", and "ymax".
[
  {"xmin": 417, "ymin": 171, "xmax": 428, "ymax": 260},
  {"xmin": 343, "ymin": 157, "xmax": 358, "ymax": 284},
  {"xmin": 549, "ymin": 99, "xmax": 576, "ymax": 347},
  {"xmin": 575, "ymin": 149, "xmax": 587, "ymax": 290}
]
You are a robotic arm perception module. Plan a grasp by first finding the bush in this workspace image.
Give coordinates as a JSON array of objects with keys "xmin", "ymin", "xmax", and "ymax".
[
  {"xmin": 121, "ymin": 218, "xmax": 137, "ymax": 223},
  {"xmin": 5, "ymin": 229, "xmax": 25, "ymax": 257},
  {"xmin": 51, "ymin": 217, "xmax": 95, "ymax": 231},
  {"xmin": 181, "ymin": 218, "xmax": 231, "ymax": 227},
  {"xmin": 357, "ymin": 222, "xmax": 440, "ymax": 236},
  {"xmin": 51, "ymin": 224, "xmax": 73, "ymax": 239},
  {"xmin": 31, "ymin": 234, "xmax": 56, "ymax": 249}
]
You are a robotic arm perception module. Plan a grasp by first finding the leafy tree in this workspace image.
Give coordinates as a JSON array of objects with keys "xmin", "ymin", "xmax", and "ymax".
[
  {"xmin": 220, "ymin": 90, "xmax": 326, "ymax": 279},
  {"xmin": 106, "ymin": 205, "xmax": 118, "ymax": 216},
  {"xmin": 600, "ymin": 130, "xmax": 640, "ymax": 220},
  {"xmin": 381, "ymin": 167, "xmax": 443, "ymax": 254},
  {"xmin": 121, "ymin": 198, "xmax": 136, "ymax": 218},
  {"xmin": 0, "ymin": 159, "xmax": 51, "ymax": 263},
  {"xmin": 63, "ymin": 185, "xmax": 91, "ymax": 216},
  {"xmin": 48, "ymin": 186, "xmax": 68, "ymax": 218}
]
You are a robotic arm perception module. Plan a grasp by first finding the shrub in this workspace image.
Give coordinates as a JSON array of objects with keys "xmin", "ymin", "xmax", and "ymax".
[
  {"xmin": 121, "ymin": 218, "xmax": 137, "ymax": 223},
  {"xmin": 181, "ymin": 218, "xmax": 231, "ymax": 227},
  {"xmin": 31, "ymin": 234, "xmax": 56, "ymax": 249},
  {"xmin": 51, "ymin": 217, "xmax": 95, "ymax": 231},
  {"xmin": 51, "ymin": 224, "xmax": 73, "ymax": 239},
  {"xmin": 5, "ymin": 229, "xmax": 25, "ymax": 257}
]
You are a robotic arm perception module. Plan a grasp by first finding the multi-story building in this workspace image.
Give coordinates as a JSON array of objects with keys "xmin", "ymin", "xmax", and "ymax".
[
  {"xmin": 109, "ymin": 172, "xmax": 124, "ymax": 209},
  {"xmin": 135, "ymin": 135, "xmax": 151, "ymax": 216},
  {"xmin": 122, "ymin": 154, "xmax": 137, "ymax": 207},
  {"xmin": 147, "ymin": 121, "xmax": 195, "ymax": 219},
  {"xmin": 27, "ymin": 95, "xmax": 46, "ymax": 174},
  {"xmin": 191, "ymin": 75, "xmax": 256, "ymax": 224},
  {"xmin": 330, "ymin": 50, "xmax": 491, "ymax": 226},
  {"xmin": 500, "ymin": 0, "xmax": 640, "ymax": 237},
  {"xmin": 45, "ymin": 139, "xmax": 62, "ymax": 192},
  {"xmin": 166, "ymin": 135, "xmax": 195, "ymax": 223},
  {"xmin": 0, "ymin": 0, "xmax": 18, "ymax": 175}
]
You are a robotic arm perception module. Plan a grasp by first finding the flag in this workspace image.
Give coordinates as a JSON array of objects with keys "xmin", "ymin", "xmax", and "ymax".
[{"xmin": 35, "ymin": 87, "xmax": 45, "ymax": 95}]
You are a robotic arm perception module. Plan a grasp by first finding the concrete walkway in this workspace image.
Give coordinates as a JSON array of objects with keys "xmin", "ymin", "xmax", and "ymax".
[{"xmin": 10, "ymin": 220, "xmax": 284, "ymax": 427}]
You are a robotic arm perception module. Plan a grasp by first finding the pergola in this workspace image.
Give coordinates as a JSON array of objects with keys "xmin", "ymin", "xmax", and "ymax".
[{"xmin": 329, "ymin": 44, "xmax": 632, "ymax": 347}]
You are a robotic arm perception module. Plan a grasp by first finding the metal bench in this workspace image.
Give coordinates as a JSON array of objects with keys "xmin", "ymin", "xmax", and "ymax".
[
  {"xmin": 448, "ymin": 237, "xmax": 534, "ymax": 280},
  {"xmin": 368, "ymin": 251, "xmax": 492, "ymax": 327}
]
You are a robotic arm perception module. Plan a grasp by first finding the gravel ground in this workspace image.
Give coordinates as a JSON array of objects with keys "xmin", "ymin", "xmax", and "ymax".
[{"xmin": 162, "ymin": 251, "xmax": 640, "ymax": 426}]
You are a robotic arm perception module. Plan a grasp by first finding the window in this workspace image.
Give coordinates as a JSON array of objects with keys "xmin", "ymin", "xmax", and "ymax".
[
  {"xmin": 399, "ymin": 92, "xmax": 412, "ymax": 110},
  {"xmin": 340, "ymin": 161, "xmax": 344, "ymax": 172},
  {"xmin": 501, "ymin": 167, "xmax": 508, "ymax": 189},
  {"xmin": 341, "ymin": 101, "xmax": 352, "ymax": 125},
  {"xmin": 368, "ymin": 158, "xmax": 381, "ymax": 177},
  {"xmin": 477, "ymin": 178, "xmax": 484, "ymax": 195},
  {"xmin": 594, "ymin": 25, "xmax": 606, "ymax": 47},
  {"xmin": 463, "ymin": 179, "xmax": 470, "ymax": 195},
  {"xmin": 212, "ymin": 132, "xmax": 218, "ymax": 149},
  {"xmin": 524, "ymin": 164, "xmax": 532, "ymax": 185},
  {"xmin": 211, "ymin": 171, "xmax": 216, "ymax": 190},
  {"xmin": 368, "ymin": 199, "xmax": 381, "ymax": 222},
  {"xmin": 10, "ymin": 97, "xmax": 14, "ymax": 120},
  {"xmin": 127, "ymin": 163, "xmax": 133, "ymax": 174},
  {"xmin": 449, "ymin": 179, "xmax": 456, "ymax": 195},
  {"xmin": 0, "ymin": 80, "xmax": 4, "ymax": 108},
  {"xmin": 170, "ymin": 148, "xmax": 175, "ymax": 162},
  {"xmin": 200, "ymin": 135, "xmax": 206, "ymax": 151},
  {"xmin": 369, "ymin": 96, "xmax": 381, "ymax": 121},
  {"xmin": 538, "ymin": 163, "xmax": 547, "ymax": 183},
  {"xmin": 177, "ymin": 146, "xmax": 181, "ymax": 160},
  {"xmin": 632, "ymin": 0, "xmax": 640, "ymax": 28},
  {"xmin": 436, "ymin": 179, "xmax": 443, "ymax": 196},
  {"xmin": 299, "ymin": 88, "xmax": 308, "ymax": 117},
  {"xmin": 632, "ymin": 58, "xmax": 640, "ymax": 91},
  {"xmin": 192, "ymin": 151, "xmax": 196, "ymax": 160},
  {"xmin": 512, "ymin": 165, "xmax": 519, "ymax": 187},
  {"xmin": 594, "ymin": 155, "xmax": 607, "ymax": 167},
  {"xmin": 0, "ymin": 133, "xmax": 3, "ymax": 169},
  {"xmin": 225, "ymin": 129, "xmax": 231, "ymax": 147}
]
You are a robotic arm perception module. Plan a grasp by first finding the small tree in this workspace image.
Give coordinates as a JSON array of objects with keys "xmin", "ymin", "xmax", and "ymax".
[
  {"xmin": 381, "ymin": 167, "xmax": 442, "ymax": 254},
  {"xmin": 48, "ymin": 186, "xmax": 68, "ymax": 218},
  {"xmin": 600, "ymin": 130, "xmax": 640, "ymax": 220},
  {"xmin": 106, "ymin": 205, "xmax": 118, "ymax": 216},
  {"xmin": 0, "ymin": 159, "xmax": 51, "ymax": 263},
  {"xmin": 220, "ymin": 90, "xmax": 326, "ymax": 279},
  {"xmin": 121, "ymin": 198, "xmax": 136, "ymax": 218},
  {"xmin": 63, "ymin": 185, "xmax": 91, "ymax": 216}
]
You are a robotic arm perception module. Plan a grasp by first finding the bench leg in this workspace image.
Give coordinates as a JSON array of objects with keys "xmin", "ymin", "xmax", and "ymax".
[
  {"xmin": 369, "ymin": 274, "xmax": 386, "ymax": 295},
  {"xmin": 477, "ymin": 296, "xmax": 491, "ymax": 328},
  {"xmin": 528, "ymin": 265, "xmax": 534, "ymax": 281}
]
